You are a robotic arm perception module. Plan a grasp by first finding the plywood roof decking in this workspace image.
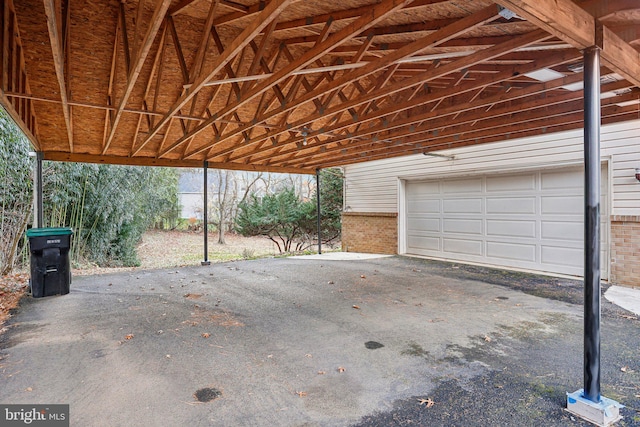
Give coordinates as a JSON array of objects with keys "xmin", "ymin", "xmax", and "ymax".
[{"xmin": 2, "ymin": 0, "xmax": 640, "ymax": 174}]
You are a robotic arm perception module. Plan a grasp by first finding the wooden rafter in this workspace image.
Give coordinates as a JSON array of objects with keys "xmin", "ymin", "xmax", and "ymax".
[
  {"xmin": 283, "ymin": 78, "xmax": 633, "ymax": 167},
  {"xmin": 133, "ymin": 0, "xmax": 295, "ymax": 156},
  {"xmin": 189, "ymin": 0, "xmax": 219, "ymax": 84},
  {"xmin": 496, "ymin": 0, "xmax": 640, "ymax": 87},
  {"xmin": 249, "ymin": 50, "xmax": 583, "ymax": 165},
  {"xmin": 6, "ymin": 0, "xmax": 640, "ymax": 173},
  {"xmin": 103, "ymin": 5, "xmax": 121, "ymax": 150},
  {"xmin": 163, "ymin": 0, "xmax": 417, "ymax": 159},
  {"xmin": 213, "ymin": 16, "xmax": 541, "ymax": 163},
  {"xmin": 43, "ymin": 150, "xmax": 315, "ymax": 174},
  {"xmin": 132, "ymin": 24, "xmax": 167, "ymax": 149},
  {"xmin": 175, "ymin": 0, "xmax": 222, "ymax": 155},
  {"xmin": 102, "ymin": 0, "xmax": 171, "ymax": 155},
  {"xmin": 299, "ymin": 99, "xmax": 640, "ymax": 169},
  {"xmin": 187, "ymin": 3, "xmax": 502, "ymax": 161},
  {"xmin": 43, "ymin": 0, "xmax": 73, "ymax": 151}
]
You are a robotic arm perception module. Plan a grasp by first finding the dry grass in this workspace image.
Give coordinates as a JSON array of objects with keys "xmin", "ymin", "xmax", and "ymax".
[
  {"xmin": 137, "ymin": 230, "xmax": 278, "ymax": 269},
  {"xmin": 72, "ymin": 230, "xmax": 279, "ymax": 276}
]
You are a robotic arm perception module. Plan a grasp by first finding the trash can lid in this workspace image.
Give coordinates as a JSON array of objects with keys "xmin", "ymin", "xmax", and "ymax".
[{"xmin": 26, "ymin": 227, "xmax": 73, "ymax": 237}]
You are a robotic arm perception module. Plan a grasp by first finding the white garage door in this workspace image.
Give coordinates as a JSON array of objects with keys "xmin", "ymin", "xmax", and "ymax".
[{"xmin": 404, "ymin": 166, "xmax": 609, "ymax": 279}]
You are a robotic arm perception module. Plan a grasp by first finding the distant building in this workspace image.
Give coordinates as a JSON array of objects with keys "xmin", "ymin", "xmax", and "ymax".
[
  {"xmin": 178, "ymin": 171, "xmax": 205, "ymax": 219},
  {"xmin": 177, "ymin": 170, "xmax": 268, "ymax": 220}
]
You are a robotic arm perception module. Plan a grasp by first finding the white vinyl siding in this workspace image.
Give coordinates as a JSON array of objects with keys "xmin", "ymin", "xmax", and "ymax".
[
  {"xmin": 344, "ymin": 119, "xmax": 640, "ymax": 216},
  {"xmin": 343, "ymin": 119, "xmax": 640, "ymax": 278}
]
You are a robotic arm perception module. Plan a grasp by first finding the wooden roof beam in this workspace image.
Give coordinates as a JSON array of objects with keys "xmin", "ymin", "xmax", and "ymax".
[
  {"xmin": 43, "ymin": 151, "xmax": 315, "ymax": 175},
  {"xmin": 236, "ymin": 49, "xmax": 580, "ymax": 163},
  {"xmin": 4, "ymin": 91, "xmax": 257, "ymax": 122},
  {"xmin": 175, "ymin": 0, "xmax": 223, "ymax": 156},
  {"xmin": 208, "ymin": 0, "xmax": 449, "ymax": 31},
  {"xmin": 102, "ymin": 5, "xmax": 121, "ymax": 148},
  {"xmin": 496, "ymin": 0, "xmax": 640, "ymax": 87},
  {"xmin": 3, "ymin": 0, "xmax": 40, "ymax": 149},
  {"xmin": 165, "ymin": 0, "xmax": 416, "ymax": 159},
  {"xmin": 329, "ymin": 36, "xmax": 568, "ymax": 54},
  {"xmin": 325, "ymin": 101, "xmax": 640, "ymax": 168},
  {"xmin": 289, "ymin": 80, "xmax": 635, "ymax": 167},
  {"xmin": 170, "ymin": 0, "xmax": 248, "ymax": 16},
  {"xmin": 226, "ymin": 28, "xmax": 550, "ymax": 163},
  {"xmin": 580, "ymin": 0, "xmax": 640, "ymax": 20},
  {"xmin": 102, "ymin": 0, "xmax": 171, "ymax": 155},
  {"xmin": 597, "ymin": 25, "xmax": 640, "ymax": 87},
  {"xmin": 188, "ymin": 4, "xmax": 503, "ymax": 161},
  {"xmin": 281, "ymin": 19, "xmax": 529, "ymax": 45},
  {"xmin": 294, "ymin": 99, "xmax": 640, "ymax": 169},
  {"xmin": 43, "ymin": 0, "xmax": 73, "ymax": 151},
  {"xmin": 133, "ymin": 0, "xmax": 294, "ymax": 156},
  {"xmin": 261, "ymin": 70, "xmax": 594, "ymax": 165},
  {"xmin": 132, "ymin": 25, "xmax": 167, "ymax": 149},
  {"xmin": 189, "ymin": 0, "xmax": 220, "ymax": 84}
]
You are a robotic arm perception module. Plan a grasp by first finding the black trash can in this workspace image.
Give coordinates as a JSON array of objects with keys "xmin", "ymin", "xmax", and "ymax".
[{"xmin": 25, "ymin": 227, "xmax": 73, "ymax": 298}]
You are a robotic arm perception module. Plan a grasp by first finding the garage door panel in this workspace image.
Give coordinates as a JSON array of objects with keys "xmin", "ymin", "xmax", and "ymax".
[
  {"xmin": 541, "ymin": 245, "xmax": 583, "ymax": 267},
  {"xmin": 541, "ymin": 221, "xmax": 583, "ymax": 241},
  {"xmin": 408, "ymin": 199, "xmax": 440, "ymax": 214},
  {"xmin": 443, "ymin": 238, "xmax": 483, "ymax": 256},
  {"xmin": 541, "ymin": 196, "xmax": 583, "ymax": 215},
  {"xmin": 443, "ymin": 218, "xmax": 483, "ymax": 235},
  {"xmin": 407, "ymin": 181, "xmax": 440, "ymax": 195},
  {"xmin": 486, "ymin": 174, "xmax": 536, "ymax": 192},
  {"xmin": 542, "ymin": 170, "xmax": 583, "ymax": 189},
  {"xmin": 408, "ymin": 236, "xmax": 440, "ymax": 251},
  {"xmin": 486, "ymin": 197, "xmax": 536, "ymax": 214},
  {"xmin": 443, "ymin": 179, "xmax": 482, "ymax": 193},
  {"xmin": 487, "ymin": 220, "xmax": 536, "ymax": 237},
  {"xmin": 487, "ymin": 241, "xmax": 536, "ymax": 262},
  {"xmin": 407, "ymin": 217, "xmax": 440, "ymax": 232},
  {"xmin": 443, "ymin": 198, "xmax": 482, "ymax": 214},
  {"xmin": 405, "ymin": 166, "xmax": 610, "ymax": 279}
]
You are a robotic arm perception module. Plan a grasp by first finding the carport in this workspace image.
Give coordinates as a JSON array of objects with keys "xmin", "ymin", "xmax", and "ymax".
[{"xmin": 2, "ymin": 0, "xmax": 640, "ymax": 424}]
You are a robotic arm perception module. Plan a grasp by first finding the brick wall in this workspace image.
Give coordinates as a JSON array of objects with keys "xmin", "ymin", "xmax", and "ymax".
[
  {"xmin": 610, "ymin": 215, "xmax": 640, "ymax": 287},
  {"xmin": 342, "ymin": 212, "xmax": 397, "ymax": 254}
]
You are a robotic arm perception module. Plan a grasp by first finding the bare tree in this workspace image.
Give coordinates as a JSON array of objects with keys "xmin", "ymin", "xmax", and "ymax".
[
  {"xmin": 214, "ymin": 170, "xmax": 235, "ymax": 244},
  {"xmin": 237, "ymin": 171, "xmax": 263, "ymax": 204},
  {"xmin": 0, "ymin": 108, "xmax": 33, "ymax": 275},
  {"xmin": 1, "ymin": 200, "xmax": 31, "ymax": 275},
  {"xmin": 281, "ymin": 174, "xmax": 313, "ymax": 200},
  {"xmin": 206, "ymin": 170, "xmax": 264, "ymax": 245}
]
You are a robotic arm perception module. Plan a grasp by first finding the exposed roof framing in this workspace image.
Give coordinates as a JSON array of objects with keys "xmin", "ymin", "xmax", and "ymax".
[{"xmin": 2, "ymin": 0, "xmax": 640, "ymax": 174}]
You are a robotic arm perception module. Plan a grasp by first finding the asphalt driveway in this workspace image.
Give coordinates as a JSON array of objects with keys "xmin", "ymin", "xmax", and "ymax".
[{"xmin": 1, "ymin": 256, "xmax": 639, "ymax": 426}]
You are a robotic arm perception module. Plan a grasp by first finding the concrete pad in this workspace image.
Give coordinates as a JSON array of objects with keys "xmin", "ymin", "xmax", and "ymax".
[
  {"xmin": 289, "ymin": 252, "xmax": 392, "ymax": 261},
  {"xmin": 1, "ymin": 257, "xmax": 639, "ymax": 426},
  {"xmin": 605, "ymin": 285, "xmax": 640, "ymax": 316}
]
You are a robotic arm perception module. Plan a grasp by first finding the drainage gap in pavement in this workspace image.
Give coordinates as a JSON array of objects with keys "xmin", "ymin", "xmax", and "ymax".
[
  {"xmin": 195, "ymin": 387, "xmax": 222, "ymax": 402},
  {"xmin": 365, "ymin": 341, "xmax": 384, "ymax": 350}
]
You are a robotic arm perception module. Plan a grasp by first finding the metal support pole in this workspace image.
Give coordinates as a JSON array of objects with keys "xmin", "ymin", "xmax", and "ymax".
[
  {"xmin": 316, "ymin": 169, "xmax": 322, "ymax": 255},
  {"xmin": 36, "ymin": 152, "xmax": 43, "ymax": 228},
  {"xmin": 201, "ymin": 161, "xmax": 211, "ymax": 266},
  {"xmin": 583, "ymin": 46, "xmax": 601, "ymax": 404}
]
